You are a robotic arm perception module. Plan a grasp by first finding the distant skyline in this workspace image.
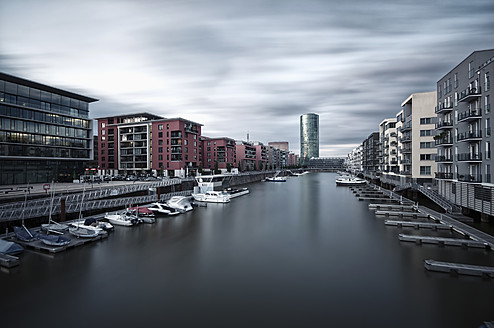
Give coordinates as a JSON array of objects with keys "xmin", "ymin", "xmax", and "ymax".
[{"xmin": 1, "ymin": 0, "xmax": 493, "ymax": 156}]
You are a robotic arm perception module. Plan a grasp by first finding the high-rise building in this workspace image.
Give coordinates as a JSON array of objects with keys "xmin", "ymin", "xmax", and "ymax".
[
  {"xmin": 0, "ymin": 72, "xmax": 97, "ymax": 184},
  {"xmin": 300, "ymin": 113, "xmax": 319, "ymax": 166}
]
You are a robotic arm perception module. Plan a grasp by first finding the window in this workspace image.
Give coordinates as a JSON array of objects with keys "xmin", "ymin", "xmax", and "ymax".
[
  {"xmin": 158, "ymin": 124, "xmax": 163, "ymax": 130},
  {"xmin": 420, "ymin": 142, "xmax": 434, "ymax": 148},
  {"xmin": 420, "ymin": 154, "xmax": 432, "ymax": 160},
  {"xmin": 468, "ymin": 61, "xmax": 474, "ymax": 78},
  {"xmin": 158, "ymin": 140, "xmax": 163, "ymax": 145},
  {"xmin": 158, "ymin": 132, "xmax": 163, "ymax": 138},
  {"xmin": 486, "ymin": 141, "xmax": 491, "ymax": 159},
  {"xmin": 486, "ymin": 72, "xmax": 490, "ymax": 91},
  {"xmin": 454, "ymin": 73, "xmax": 458, "ymax": 88},
  {"xmin": 420, "ymin": 118, "xmax": 433, "ymax": 124},
  {"xmin": 101, "ymin": 122, "xmax": 106, "ymax": 128},
  {"xmin": 420, "ymin": 129, "xmax": 433, "ymax": 137},
  {"xmin": 158, "ymin": 147, "xmax": 163, "ymax": 153},
  {"xmin": 420, "ymin": 166, "xmax": 431, "ymax": 175},
  {"xmin": 486, "ymin": 95, "xmax": 490, "ymax": 113},
  {"xmin": 159, "ymin": 155, "xmax": 163, "ymax": 160},
  {"xmin": 487, "ymin": 118, "xmax": 491, "ymax": 136}
]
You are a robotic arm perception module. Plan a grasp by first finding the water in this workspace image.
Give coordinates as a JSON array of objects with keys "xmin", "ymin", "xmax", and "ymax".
[{"xmin": 1, "ymin": 172, "xmax": 493, "ymax": 328}]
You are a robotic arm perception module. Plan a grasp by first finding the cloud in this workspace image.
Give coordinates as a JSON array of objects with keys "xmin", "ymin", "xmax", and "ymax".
[{"xmin": 1, "ymin": 0, "xmax": 493, "ymax": 157}]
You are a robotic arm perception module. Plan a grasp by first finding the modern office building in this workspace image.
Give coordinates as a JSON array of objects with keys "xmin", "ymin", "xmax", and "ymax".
[
  {"xmin": 435, "ymin": 49, "xmax": 494, "ymax": 218},
  {"xmin": 300, "ymin": 113, "xmax": 319, "ymax": 166},
  {"xmin": 200, "ymin": 136, "xmax": 236, "ymax": 172},
  {"xmin": 96, "ymin": 113, "xmax": 202, "ymax": 177},
  {"xmin": 0, "ymin": 72, "xmax": 97, "ymax": 184}
]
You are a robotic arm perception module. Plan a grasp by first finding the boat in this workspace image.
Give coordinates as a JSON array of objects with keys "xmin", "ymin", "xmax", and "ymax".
[
  {"xmin": 148, "ymin": 202, "xmax": 180, "ymax": 216},
  {"xmin": 41, "ymin": 182, "xmax": 69, "ymax": 233},
  {"xmin": 70, "ymin": 218, "xmax": 113, "ymax": 234},
  {"xmin": 0, "ymin": 238, "xmax": 24, "ymax": 255},
  {"xmin": 166, "ymin": 196, "xmax": 193, "ymax": 212},
  {"xmin": 265, "ymin": 176, "xmax": 287, "ymax": 182},
  {"xmin": 192, "ymin": 191, "xmax": 231, "ymax": 203},
  {"xmin": 128, "ymin": 206, "xmax": 156, "ymax": 223},
  {"xmin": 13, "ymin": 226, "xmax": 38, "ymax": 242},
  {"xmin": 69, "ymin": 186, "xmax": 99, "ymax": 238},
  {"xmin": 335, "ymin": 176, "xmax": 367, "ymax": 186},
  {"xmin": 37, "ymin": 233, "xmax": 71, "ymax": 246},
  {"xmin": 104, "ymin": 210, "xmax": 140, "ymax": 226},
  {"xmin": 223, "ymin": 187, "xmax": 249, "ymax": 198}
]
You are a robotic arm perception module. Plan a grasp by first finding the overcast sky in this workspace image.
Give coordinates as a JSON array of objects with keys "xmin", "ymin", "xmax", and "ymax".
[{"xmin": 1, "ymin": 0, "xmax": 493, "ymax": 157}]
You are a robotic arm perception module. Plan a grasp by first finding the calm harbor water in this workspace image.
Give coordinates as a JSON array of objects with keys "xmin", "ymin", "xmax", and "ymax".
[{"xmin": 1, "ymin": 172, "xmax": 494, "ymax": 328}]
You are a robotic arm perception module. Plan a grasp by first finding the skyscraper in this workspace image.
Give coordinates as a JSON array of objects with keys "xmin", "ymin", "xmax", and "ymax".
[{"xmin": 300, "ymin": 113, "xmax": 319, "ymax": 166}]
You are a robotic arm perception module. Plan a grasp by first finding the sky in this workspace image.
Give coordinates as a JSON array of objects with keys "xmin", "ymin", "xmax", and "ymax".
[{"xmin": 1, "ymin": 0, "xmax": 493, "ymax": 157}]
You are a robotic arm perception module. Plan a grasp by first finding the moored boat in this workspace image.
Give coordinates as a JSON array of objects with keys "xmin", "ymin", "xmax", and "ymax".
[
  {"xmin": 166, "ymin": 196, "xmax": 193, "ymax": 212},
  {"xmin": 265, "ymin": 176, "xmax": 287, "ymax": 182},
  {"xmin": 335, "ymin": 176, "xmax": 367, "ymax": 186},
  {"xmin": 0, "ymin": 238, "xmax": 24, "ymax": 255},
  {"xmin": 148, "ymin": 202, "xmax": 180, "ymax": 216},
  {"xmin": 38, "ymin": 233, "xmax": 71, "ymax": 246},
  {"xmin": 104, "ymin": 210, "xmax": 140, "ymax": 226},
  {"xmin": 192, "ymin": 191, "xmax": 230, "ymax": 203},
  {"xmin": 223, "ymin": 187, "xmax": 249, "ymax": 198}
]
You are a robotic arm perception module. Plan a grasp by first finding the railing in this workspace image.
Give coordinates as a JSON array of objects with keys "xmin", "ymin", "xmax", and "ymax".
[
  {"xmin": 457, "ymin": 130, "xmax": 482, "ymax": 141},
  {"xmin": 435, "ymin": 172, "xmax": 454, "ymax": 179},
  {"xmin": 457, "ymin": 153, "xmax": 482, "ymax": 161},
  {"xmin": 458, "ymin": 174, "xmax": 482, "ymax": 183},
  {"xmin": 435, "ymin": 156, "xmax": 453, "ymax": 162},
  {"xmin": 435, "ymin": 121, "xmax": 453, "ymax": 129},
  {"xmin": 457, "ymin": 108, "xmax": 482, "ymax": 122},
  {"xmin": 435, "ymin": 137, "xmax": 453, "ymax": 146},
  {"xmin": 458, "ymin": 86, "xmax": 481, "ymax": 102},
  {"xmin": 415, "ymin": 184, "xmax": 462, "ymax": 213},
  {"xmin": 435, "ymin": 103, "xmax": 453, "ymax": 113}
]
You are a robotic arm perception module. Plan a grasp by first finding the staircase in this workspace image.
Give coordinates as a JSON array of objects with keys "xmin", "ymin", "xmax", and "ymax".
[{"xmin": 391, "ymin": 182, "xmax": 461, "ymax": 214}]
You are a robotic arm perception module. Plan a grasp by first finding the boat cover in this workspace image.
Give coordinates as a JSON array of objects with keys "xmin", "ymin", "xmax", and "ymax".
[
  {"xmin": 38, "ymin": 234, "xmax": 71, "ymax": 246},
  {"xmin": 0, "ymin": 239, "xmax": 24, "ymax": 255},
  {"xmin": 14, "ymin": 226, "xmax": 38, "ymax": 242}
]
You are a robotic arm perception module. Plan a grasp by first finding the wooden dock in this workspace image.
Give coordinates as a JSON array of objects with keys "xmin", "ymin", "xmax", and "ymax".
[
  {"xmin": 384, "ymin": 220, "xmax": 453, "ymax": 230},
  {"xmin": 375, "ymin": 210, "xmax": 429, "ymax": 219},
  {"xmin": 0, "ymin": 253, "xmax": 20, "ymax": 268},
  {"xmin": 424, "ymin": 259, "xmax": 494, "ymax": 278},
  {"xmin": 9, "ymin": 231, "xmax": 108, "ymax": 254},
  {"xmin": 369, "ymin": 204, "xmax": 417, "ymax": 211},
  {"xmin": 398, "ymin": 234, "xmax": 491, "ymax": 249},
  {"xmin": 358, "ymin": 197, "xmax": 397, "ymax": 202}
]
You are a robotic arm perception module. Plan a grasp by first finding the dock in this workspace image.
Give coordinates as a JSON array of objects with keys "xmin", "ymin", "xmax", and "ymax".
[
  {"xmin": 375, "ymin": 210, "xmax": 429, "ymax": 219},
  {"xmin": 358, "ymin": 197, "xmax": 397, "ymax": 202},
  {"xmin": 0, "ymin": 253, "xmax": 20, "ymax": 268},
  {"xmin": 384, "ymin": 220, "xmax": 453, "ymax": 230},
  {"xmin": 424, "ymin": 259, "xmax": 494, "ymax": 278},
  {"xmin": 398, "ymin": 234, "xmax": 491, "ymax": 249},
  {"xmin": 369, "ymin": 204, "xmax": 417, "ymax": 211}
]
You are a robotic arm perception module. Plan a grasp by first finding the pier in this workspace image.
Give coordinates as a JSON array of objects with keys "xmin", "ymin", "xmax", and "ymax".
[
  {"xmin": 375, "ymin": 210, "xmax": 429, "ymax": 219},
  {"xmin": 385, "ymin": 220, "xmax": 453, "ymax": 230},
  {"xmin": 369, "ymin": 203, "xmax": 417, "ymax": 211},
  {"xmin": 424, "ymin": 259, "xmax": 494, "ymax": 278},
  {"xmin": 398, "ymin": 234, "xmax": 491, "ymax": 249},
  {"xmin": 0, "ymin": 253, "xmax": 19, "ymax": 268}
]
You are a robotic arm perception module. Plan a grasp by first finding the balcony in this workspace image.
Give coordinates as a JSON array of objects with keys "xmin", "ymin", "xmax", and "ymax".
[
  {"xmin": 400, "ymin": 136, "xmax": 411, "ymax": 143},
  {"xmin": 435, "ymin": 172, "xmax": 454, "ymax": 179},
  {"xmin": 458, "ymin": 174, "xmax": 482, "ymax": 183},
  {"xmin": 435, "ymin": 137, "xmax": 453, "ymax": 146},
  {"xmin": 399, "ymin": 122, "xmax": 412, "ymax": 132},
  {"xmin": 435, "ymin": 103, "xmax": 453, "ymax": 114},
  {"xmin": 435, "ymin": 155, "xmax": 453, "ymax": 162},
  {"xmin": 401, "ymin": 148, "xmax": 412, "ymax": 154},
  {"xmin": 457, "ymin": 130, "xmax": 482, "ymax": 142},
  {"xmin": 399, "ymin": 170, "xmax": 412, "ymax": 176},
  {"xmin": 458, "ymin": 86, "xmax": 481, "ymax": 102},
  {"xmin": 457, "ymin": 152, "xmax": 482, "ymax": 162},
  {"xmin": 457, "ymin": 108, "xmax": 482, "ymax": 123},
  {"xmin": 435, "ymin": 121, "xmax": 453, "ymax": 130}
]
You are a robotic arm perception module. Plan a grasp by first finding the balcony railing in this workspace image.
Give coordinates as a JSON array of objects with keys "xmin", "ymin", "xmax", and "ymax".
[
  {"xmin": 401, "ymin": 148, "xmax": 412, "ymax": 154},
  {"xmin": 458, "ymin": 86, "xmax": 482, "ymax": 102},
  {"xmin": 457, "ymin": 108, "xmax": 482, "ymax": 122},
  {"xmin": 435, "ymin": 103, "xmax": 453, "ymax": 113},
  {"xmin": 435, "ymin": 137, "xmax": 453, "ymax": 146},
  {"xmin": 435, "ymin": 155, "xmax": 453, "ymax": 162},
  {"xmin": 458, "ymin": 174, "xmax": 482, "ymax": 183},
  {"xmin": 457, "ymin": 152, "xmax": 482, "ymax": 161},
  {"xmin": 457, "ymin": 130, "xmax": 482, "ymax": 142},
  {"xmin": 435, "ymin": 172, "xmax": 454, "ymax": 179},
  {"xmin": 435, "ymin": 121, "xmax": 453, "ymax": 129},
  {"xmin": 400, "ymin": 136, "xmax": 411, "ymax": 143}
]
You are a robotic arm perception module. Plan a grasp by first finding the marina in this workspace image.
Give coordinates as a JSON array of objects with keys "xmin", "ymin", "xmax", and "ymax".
[
  {"xmin": 384, "ymin": 220, "xmax": 454, "ymax": 230},
  {"xmin": 1, "ymin": 173, "xmax": 494, "ymax": 328}
]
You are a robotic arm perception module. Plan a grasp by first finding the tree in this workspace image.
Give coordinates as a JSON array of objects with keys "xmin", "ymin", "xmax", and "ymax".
[
  {"xmin": 226, "ymin": 163, "xmax": 232, "ymax": 173},
  {"xmin": 238, "ymin": 161, "xmax": 242, "ymax": 172},
  {"xmin": 198, "ymin": 163, "xmax": 203, "ymax": 174},
  {"xmin": 214, "ymin": 161, "xmax": 220, "ymax": 174},
  {"xmin": 253, "ymin": 163, "xmax": 257, "ymax": 171}
]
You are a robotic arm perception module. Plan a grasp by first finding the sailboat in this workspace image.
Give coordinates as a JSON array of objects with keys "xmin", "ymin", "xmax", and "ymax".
[
  {"xmin": 69, "ymin": 186, "xmax": 98, "ymax": 238},
  {"xmin": 41, "ymin": 182, "xmax": 69, "ymax": 233},
  {"xmin": 13, "ymin": 188, "xmax": 38, "ymax": 242}
]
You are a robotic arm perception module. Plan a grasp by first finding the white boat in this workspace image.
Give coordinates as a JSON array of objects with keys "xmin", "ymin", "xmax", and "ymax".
[
  {"xmin": 192, "ymin": 191, "xmax": 231, "ymax": 203},
  {"xmin": 265, "ymin": 176, "xmax": 287, "ymax": 182},
  {"xmin": 127, "ymin": 206, "xmax": 156, "ymax": 223},
  {"xmin": 166, "ymin": 196, "xmax": 193, "ymax": 212},
  {"xmin": 70, "ymin": 219, "xmax": 113, "ymax": 234},
  {"xmin": 148, "ymin": 202, "xmax": 180, "ymax": 216},
  {"xmin": 104, "ymin": 210, "xmax": 140, "ymax": 226},
  {"xmin": 223, "ymin": 188, "xmax": 249, "ymax": 198},
  {"xmin": 69, "ymin": 226, "xmax": 99, "ymax": 238},
  {"xmin": 335, "ymin": 176, "xmax": 367, "ymax": 186}
]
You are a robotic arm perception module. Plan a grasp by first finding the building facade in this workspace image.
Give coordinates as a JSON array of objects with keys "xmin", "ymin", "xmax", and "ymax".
[
  {"xmin": 268, "ymin": 141, "xmax": 289, "ymax": 152},
  {"xmin": 253, "ymin": 141, "xmax": 268, "ymax": 170},
  {"xmin": 235, "ymin": 140, "xmax": 256, "ymax": 171},
  {"xmin": 362, "ymin": 132, "xmax": 379, "ymax": 175},
  {"xmin": 300, "ymin": 113, "xmax": 319, "ymax": 166},
  {"xmin": 308, "ymin": 157, "xmax": 345, "ymax": 170},
  {"xmin": 97, "ymin": 113, "xmax": 202, "ymax": 177},
  {"xmin": 378, "ymin": 118, "xmax": 399, "ymax": 174},
  {"xmin": 201, "ymin": 136, "xmax": 236, "ymax": 172},
  {"xmin": 0, "ymin": 72, "xmax": 97, "ymax": 184},
  {"xmin": 435, "ymin": 49, "xmax": 494, "ymax": 218}
]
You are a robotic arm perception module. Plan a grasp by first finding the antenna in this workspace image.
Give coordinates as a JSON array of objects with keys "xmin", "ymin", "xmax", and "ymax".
[{"xmin": 247, "ymin": 132, "xmax": 250, "ymax": 142}]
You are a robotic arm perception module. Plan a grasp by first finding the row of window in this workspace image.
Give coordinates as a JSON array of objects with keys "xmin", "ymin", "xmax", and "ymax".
[
  {"xmin": 0, "ymin": 117, "xmax": 89, "ymax": 138},
  {"xmin": 0, "ymin": 104, "xmax": 90, "ymax": 128},
  {"xmin": 0, "ymin": 144, "xmax": 89, "ymax": 158},
  {"xmin": 0, "ymin": 131, "xmax": 89, "ymax": 148}
]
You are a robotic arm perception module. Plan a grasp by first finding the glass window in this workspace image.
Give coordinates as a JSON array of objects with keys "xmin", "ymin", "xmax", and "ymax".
[
  {"xmin": 51, "ymin": 93, "xmax": 61, "ymax": 104},
  {"xmin": 5, "ymin": 82, "xmax": 17, "ymax": 94},
  {"xmin": 18, "ymin": 85, "xmax": 29, "ymax": 97},
  {"xmin": 420, "ymin": 166, "xmax": 431, "ymax": 175},
  {"xmin": 29, "ymin": 88, "xmax": 41, "ymax": 99},
  {"xmin": 61, "ymin": 96, "xmax": 70, "ymax": 106}
]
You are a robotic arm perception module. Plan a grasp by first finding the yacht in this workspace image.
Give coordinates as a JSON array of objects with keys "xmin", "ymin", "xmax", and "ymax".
[
  {"xmin": 335, "ymin": 176, "xmax": 367, "ymax": 186},
  {"xmin": 148, "ymin": 202, "xmax": 180, "ymax": 216},
  {"xmin": 192, "ymin": 191, "xmax": 230, "ymax": 203},
  {"xmin": 166, "ymin": 196, "xmax": 193, "ymax": 212},
  {"xmin": 223, "ymin": 187, "xmax": 249, "ymax": 198},
  {"xmin": 265, "ymin": 176, "xmax": 287, "ymax": 182},
  {"xmin": 104, "ymin": 210, "xmax": 140, "ymax": 226}
]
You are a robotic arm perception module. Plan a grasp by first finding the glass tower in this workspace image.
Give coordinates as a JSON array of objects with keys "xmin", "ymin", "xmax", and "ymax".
[{"xmin": 300, "ymin": 113, "xmax": 319, "ymax": 166}]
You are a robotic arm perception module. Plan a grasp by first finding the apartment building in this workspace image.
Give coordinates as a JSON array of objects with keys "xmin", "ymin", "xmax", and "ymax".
[
  {"xmin": 378, "ymin": 118, "xmax": 399, "ymax": 174},
  {"xmin": 200, "ymin": 136, "xmax": 236, "ymax": 172},
  {"xmin": 435, "ymin": 49, "xmax": 494, "ymax": 218},
  {"xmin": 346, "ymin": 145, "xmax": 363, "ymax": 174},
  {"xmin": 235, "ymin": 140, "xmax": 256, "ymax": 171},
  {"xmin": 97, "ymin": 113, "xmax": 202, "ymax": 177},
  {"xmin": 253, "ymin": 141, "xmax": 268, "ymax": 170},
  {"xmin": 362, "ymin": 132, "xmax": 379, "ymax": 175},
  {"xmin": 0, "ymin": 72, "xmax": 97, "ymax": 184}
]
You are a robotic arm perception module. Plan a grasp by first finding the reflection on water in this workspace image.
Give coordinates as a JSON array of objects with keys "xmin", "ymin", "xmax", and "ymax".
[{"xmin": 1, "ymin": 173, "xmax": 493, "ymax": 328}]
